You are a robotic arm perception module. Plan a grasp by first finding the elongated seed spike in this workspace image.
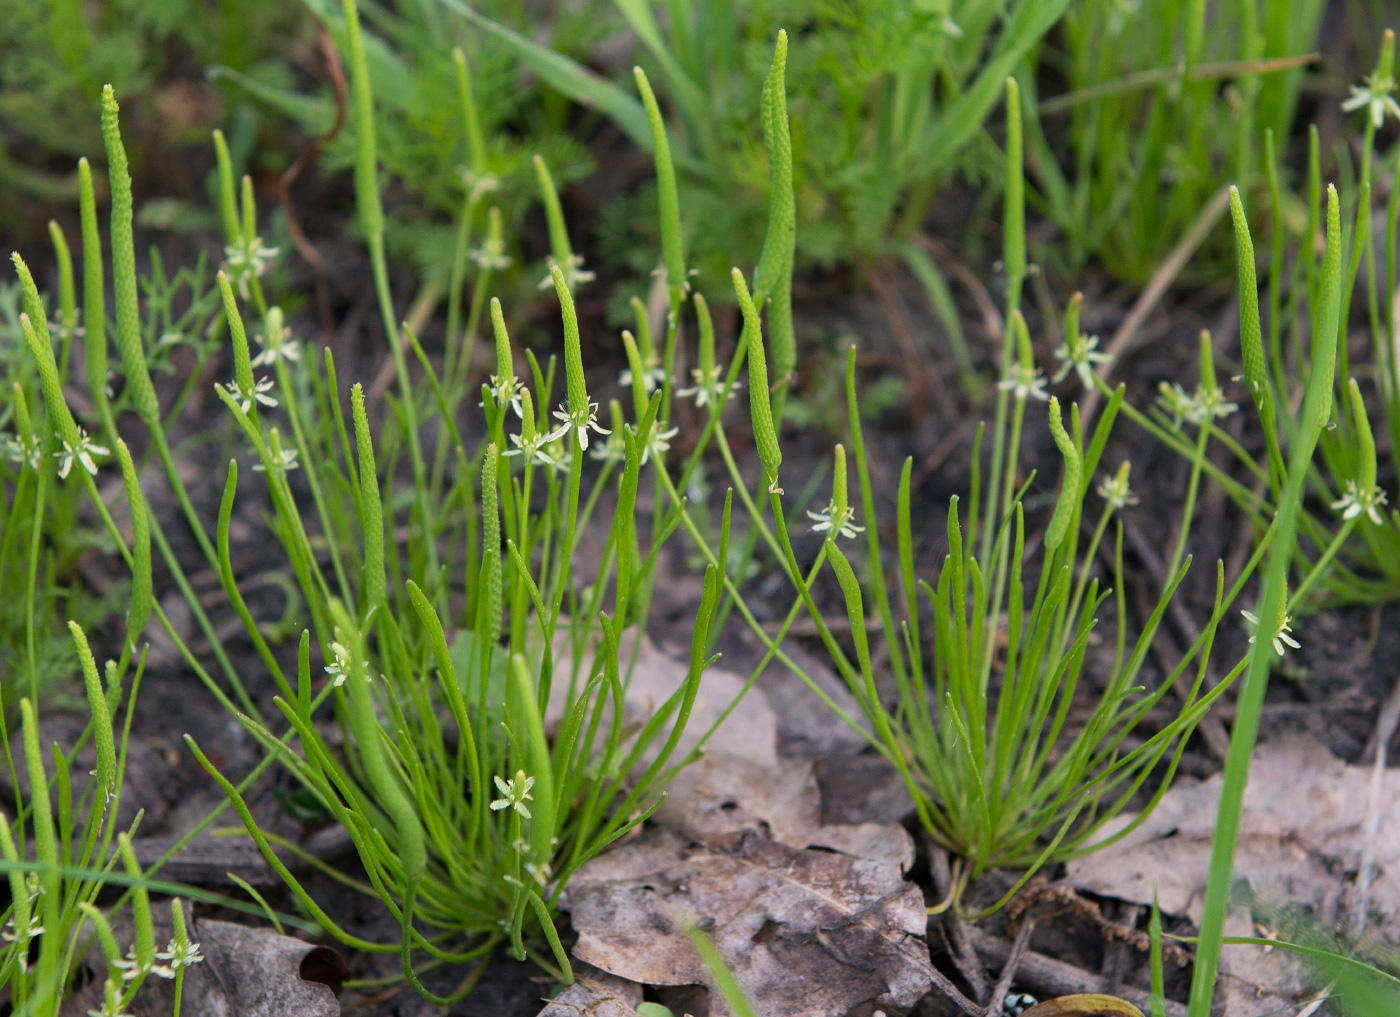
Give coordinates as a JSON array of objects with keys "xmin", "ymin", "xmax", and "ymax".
[
  {"xmin": 1314, "ymin": 184, "xmax": 1342, "ymax": 434},
  {"xmin": 536, "ymin": 155, "xmax": 581, "ymax": 290},
  {"xmin": 1045, "ymin": 396, "xmax": 1082, "ymax": 552},
  {"xmin": 1228, "ymin": 186, "xmax": 1268, "ymax": 408},
  {"xmin": 342, "ymin": 0, "xmax": 384, "ymax": 239},
  {"xmin": 481, "ymin": 443, "xmax": 502, "ymax": 644},
  {"xmin": 18, "ymin": 309, "xmax": 80, "ymax": 448},
  {"xmin": 634, "ymin": 66, "xmax": 686, "ymax": 312},
  {"xmin": 78, "ymin": 158, "xmax": 109, "ymax": 420},
  {"xmin": 116, "ymin": 438, "xmax": 152, "ymax": 644},
  {"xmin": 119, "ymin": 832, "xmax": 155, "ymax": 967},
  {"xmin": 630, "ymin": 295, "xmax": 655, "ymax": 365},
  {"xmin": 753, "ymin": 30, "xmax": 795, "ymax": 387},
  {"xmin": 453, "ymin": 48, "xmax": 487, "ymax": 177},
  {"xmin": 50, "ymin": 220, "xmax": 76, "ymax": 347},
  {"xmin": 212, "ymin": 129, "xmax": 240, "ymax": 244},
  {"xmin": 351, "ymin": 384, "xmax": 386, "ymax": 609},
  {"xmin": 832, "ymin": 444, "xmax": 849, "ymax": 521},
  {"xmin": 490, "ymin": 297, "xmax": 514, "ymax": 385},
  {"xmin": 695, "ymin": 292, "xmax": 715, "ymax": 375},
  {"xmin": 219, "ymin": 272, "xmax": 256, "ymax": 403},
  {"xmin": 1198, "ymin": 331, "xmax": 1217, "ymax": 393},
  {"xmin": 1004, "ymin": 77, "xmax": 1026, "ymax": 290},
  {"xmin": 240, "ymin": 174, "xmax": 257, "ymax": 245},
  {"xmin": 70, "ymin": 621, "xmax": 116, "ymax": 792},
  {"xmin": 551, "ymin": 263, "xmax": 588, "ymax": 420},
  {"xmin": 520, "ymin": 388, "xmax": 537, "ymax": 445},
  {"xmin": 101, "ymin": 85, "xmax": 161, "ymax": 427},
  {"xmin": 733, "ymin": 268, "xmax": 781, "ymax": 490},
  {"xmin": 1064, "ymin": 291, "xmax": 1082, "ymax": 349},
  {"xmin": 1348, "ymin": 378, "xmax": 1378, "ymax": 494},
  {"xmin": 621, "ymin": 329, "xmax": 647, "ymax": 419},
  {"xmin": 11, "ymin": 252, "xmax": 51, "ymax": 348}
]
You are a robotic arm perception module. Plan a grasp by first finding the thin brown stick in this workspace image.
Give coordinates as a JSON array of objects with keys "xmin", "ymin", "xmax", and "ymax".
[
  {"xmin": 870, "ymin": 272, "xmax": 954, "ymax": 421},
  {"xmin": 967, "ymin": 925, "xmax": 1188, "ymax": 1017},
  {"xmin": 987, "ymin": 918, "xmax": 1037, "ymax": 1016},
  {"xmin": 928, "ymin": 842, "xmax": 990, "ymax": 1004},
  {"xmin": 1039, "ymin": 53, "xmax": 1318, "ymax": 115}
]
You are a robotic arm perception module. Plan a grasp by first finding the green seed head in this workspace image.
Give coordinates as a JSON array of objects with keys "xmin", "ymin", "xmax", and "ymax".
[
  {"xmin": 634, "ymin": 65, "xmax": 686, "ymax": 312},
  {"xmin": 491, "ymin": 297, "xmax": 514, "ymax": 386},
  {"xmin": 1003, "ymin": 76, "xmax": 1026, "ymax": 287},
  {"xmin": 551, "ymin": 263, "xmax": 588, "ymax": 417},
  {"xmin": 70, "ymin": 621, "xmax": 116, "ymax": 793},
  {"xmin": 733, "ymin": 268, "xmax": 781, "ymax": 491},
  {"xmin": 1197, "ymin": 331, "xmax": 1217, "ymax": 393},
  {"xmin": 116, "ymin": 438, "xmax": 152, "ymax": 645},
  {"xmin": 351, "ymin": 383, "xmax": 386, "ymax": 609},
  {"xmin": 695, "ymin": 292, "xmax": 715, "ymax": 375},
  {"xmin": 212, "ymin": 129, "xmax": 240, "ymax": 244},
  {"xmin": 1045, "ymin": 396, "xmax": 1082, "ymax": 552},
  {"xmin": 1348, "ymin": 378, "xmax": 1378, "ymax": 494},
  {"xmin": 1228, "ymin": 186, "xmax": 1268, "ymax": 408},
  {"xmin": 832, "ymin": 444, "xmax": 849, "ymax": 521},
  {"xmin": 219, "ymin": 271, "xmax": 256, "ymax": 402}
]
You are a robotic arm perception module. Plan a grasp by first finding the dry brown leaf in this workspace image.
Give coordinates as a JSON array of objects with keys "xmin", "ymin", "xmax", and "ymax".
[
  {"xmin": 62, "ymin": 915, "xmax": 347, "ymax": 1017},
  {"xmin": 552, "ymin": 631, "xmax": 903, "ymax": 854},
  {"xmin": 536, "ymin": 966, "xmax": 644, "ymax": 1017},
  {"xmin": 561, "ymin": 826, "xmax": 934, "ymax": 1017},
  {"xmin": 1065, "ymin": 734, "xmax": 1399, "ymax": 1014}
]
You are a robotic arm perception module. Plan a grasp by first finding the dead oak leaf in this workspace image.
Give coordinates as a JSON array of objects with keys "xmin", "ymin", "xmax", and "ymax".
[{"xmin": 561, "ymin": 827, "xmax": 934, "ymax": 1017}]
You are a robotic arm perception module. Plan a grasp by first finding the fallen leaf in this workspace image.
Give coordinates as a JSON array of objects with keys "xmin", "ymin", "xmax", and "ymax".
[
  {"xmin": 1065, "ymin": 734, "xmax": 1399, "ymax": 1013},
  {"xmin": 62, "ymin": 913, "xmax": 347, "ymax": 1017},
  {"xmin": 1019, "ymin": 994, "xmax": 1144, "ymax": 1017},
  {"xmin": 537, "ymin": 966, "xmax": 644, "ymax": 1017},
  {"xmin": 561, "ymin": 826, "xmax": 934, "ymax": 1017}
]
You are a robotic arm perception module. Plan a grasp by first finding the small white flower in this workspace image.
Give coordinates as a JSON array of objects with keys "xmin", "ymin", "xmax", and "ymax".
[
  {"xmin": 678, "ymin": 366, "xmax": 737, "ymax": 408},
  {"xmin": 6, "ymin": 431, "xmax": 41, "ymax": 471},
  {"xmin": 156, "ymin": 937, "xmax": 204, "ymax": 973},
  {"xmin": 223, "ymin": 237, "xmax": 278, "ymax": 299},
  {"xmin": 1331, "ymin": 479, "xmax": 1388, "ymax": 525},
  {"xmin": 1096, "ymin": 468, "xmax": 1139, "ymax": 512},
  {"xmin": 113, "ymin": 946, "xmax": 172, "ymax": 982},
  {"xmin": 503, "ymin": 429, "xmax": 555, "ymax": 468},
  {"xmin": 86, "ymin": 978, "xmax": 134, "ymax": 1017},
  {"xmin": 251, "ymin": 317, "xmax": 300, "ymax": 368},
  {"xmin": 537, "ymin": 253, "xmax": 594, "ymax": 291},
  {"xmin": 808, "ymin": 501, "xmax": 864, "ymax": 540},
  {"xmin": 1342, "ymin": 72, "xmax": 1400, "ymax": 128},
  {"xmin": 512, "ymin": 837, "xmax": 554, "ymax": 886},
  {"xmin": 324, "ymin": 641, "xmax": 353, "ymax": 686},
  {"xmin": 56, "ymin": 427, "xmax": 109, "ymax": 479},
  {"xmin": 486, "ymin": 373, "xmax": 523, "ymax": 419},
  {"xmin": 228, "ymin": 375, "xmax": 278, "ymax": 414},
  {"xmin": 459, "ymin": 169, "xmax": 501, "ymax": 202},
  {"xmin": 252, "ymin": 447, "xmax": 299, "ymax": 474},
  {"xmin": 1157, "ymin": 381, "xmax": 1236, "ymax": 429},
  {"xmin": 1241, "ymin": 609, "xmax": 1301, "ymax": 656},
  {"xmin": 490, "ymin": 770, "xmax": 535, "ymax": 818},
  {"xmin": 641, "ymin": 425, "xmax": 678, "ymax": 465},
  {"xmin": 1052, "ymin": 332, "xmax": 1111, "ymax": 389},
  {"xmin": 997, "ymin": 363, "xmax": 1049, "ymax": 402},
  {"xmin": 2, "ymin": 912, "xmax": 43, "ymax": 945},
  {"xmin": 549, "ymin": 400, "xmax": 609, "ymax": 452}
]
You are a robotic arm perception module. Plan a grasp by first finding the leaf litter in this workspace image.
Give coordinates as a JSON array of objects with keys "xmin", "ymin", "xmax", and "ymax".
[
  {"xmin": 1065, "ymin": 733, "xmax": 1400, "ymax": 1014},
  {"xmin": 554, "ymin": 634, "xmax": 935, "ymax": 1016}
]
